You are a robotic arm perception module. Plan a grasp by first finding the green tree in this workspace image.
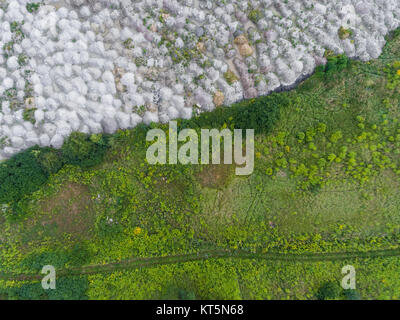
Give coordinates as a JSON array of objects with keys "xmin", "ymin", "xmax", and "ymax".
[
  {"xmin": 61, "ymin": 132, "xmax": 108, "ymax": 168},
  {"xmin": 0, "ymin": 146, "xmax": 48, "ymax": 204},
  {"xmin": 37, "ymin": 147, "xmax": 64, "ymax": 175},
  {"xmin": 316, "ymin": 282, "xmax": 343, "ymax": 300}
]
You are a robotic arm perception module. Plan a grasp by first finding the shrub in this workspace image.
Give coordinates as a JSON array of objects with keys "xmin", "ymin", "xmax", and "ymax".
[
  {"xmin": 325, "ymin": 55, "xmax": 349, "ymax": 75},
  {"xmin": 20, "ymin": 250, "xmax": 71, "ymax": 272},
  {"xmin": 20, "ymin": 245, "xmax": 90, "ymax": 273},
  {"xmin": 68, "ymin": 243, "xmax": 91, "ymax": 267},
  {"xmin": 95, "ymin": 214, "xmax": 124, "ymax": 239},
  {"xmin": 344, "ymin": 289, "xmax": 361, "ymax": 300},
  {"xmin": 338, "ymin": 26, "xmax": 352, "ymax": 40},
  {"xmin": 162, "ymin": 286, "xmax": 196, "ymax": 300},
  {"xmin": 37, "ymin": 147, "xmax": 64, "ymax": 175},
  {"xmin": 0, "ymin": 147, "xmax": 48, "ymax": 204},
  {"xmin": 61, "ymin": 132, "xmax": 109, "ymax": 168},
  {"xmin": 180, "ymin": 93, "xmax": 287, "ymax": 135},
  {"xmin": 330, "ymin": 130, "xmax": 343, "ymax": 143},
  {"xmin": 316, "ymin": 282, "xmax": 343, "ymax": 300},
  {"xmin": 248, "ymin": 9, "xmax": 262, "ymax": 23},
  {"xmin": 315, "ymin": 54, "xmax": 350, "ymax": 79},
  {"xmin": 6, "ymin": 201, "xmax": 31, "ymax": 221},
  {"xmin": 231, "ymin": 94, "xmax": 286, "ymax": 134},
  {"xmin": 26, "ymin": 3, "xmax": 41, "ymax": 13},
  {"xmin": 2, "ymin": 276, "xmax": 88, "ymax": 300},
  {"xmin": 22, "ymin": 107, "xmax": 36, "ymax": 124},
  {"xmin": 223, "ymin": 70, "xmax": 239, "ymax": 85}
]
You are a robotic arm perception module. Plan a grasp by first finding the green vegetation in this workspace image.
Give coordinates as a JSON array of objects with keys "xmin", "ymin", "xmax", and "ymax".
[
  {"xmin": 338, "ymin": 26, "xmax": 353, "ymax": 40},
  {"xmin": 179, "ymin": 92, "xmax": 284, "ymax": 134},
  {"xmin": 1, "ymin": 276, "xmax": 88, "ymax": 300},
  {"xmin": 2, "ymin": 30, "xmax": 400, "ymax": 300},
  {"xmin": 383, "ymin": 60, "xmax": 400, "ymax": 89},
  {"xmin": 123, "ymin": 38, "xmax": 134, "ymax": 49},
  {"xmin": 316, "ymin": 54, "xmax": 350, "ymax": 76},
  {"xmin": 0, "ymin": 146, "xmax": 48, "ymax": 204},
  {"xmin": 248, "ymin": 9, "xmax": 262, "ymax": 24},
  {"xmin": 0, "ymin": 133, "xmax": 109, "ymax": 205},
  {"xmin": 316, "ymin": 282, "xmax": 343, "ymax": 300},
  {"xmin": 61, "ymin": 132, "xmax": 109, "ymax": 168},
  {"xmin": 22, "ymin": 107, "xmax": 37, "ymax": 124},
  {"xmin": 26, "ymin": 2, "xmax": 42, "ymax": 14},
  {"xmin": 224, "ymin": 70, "xmax": 239, "ymax": 85}
]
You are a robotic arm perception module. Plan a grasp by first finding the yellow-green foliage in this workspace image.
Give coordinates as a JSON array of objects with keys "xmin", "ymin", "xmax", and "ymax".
[
  {"xmin": 224, "ymin": 70, "xmax": 239, "ymax": 85},
  {"xmin": 2, "ymin": 28, "xmax": 400, "ymax": 300},
  {"xmin": 338, "ymin": 26, "xmax": 352, "ymax": 40}
]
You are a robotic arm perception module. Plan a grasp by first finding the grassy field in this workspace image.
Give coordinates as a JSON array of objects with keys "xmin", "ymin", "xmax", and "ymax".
[{"xmin": 1, "ymin": 31, "xmax": 400, "ymax": 299}]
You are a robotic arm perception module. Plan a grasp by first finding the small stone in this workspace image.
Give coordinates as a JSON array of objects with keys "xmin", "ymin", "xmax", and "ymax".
[
  {"xmin": 25, "ymin": 97, "xmax": 35, "ymax": 108},
  {"xmin": 239, "ymin": 44, "xmax": 254, "ymax": 57},
  {"xmin": 161, "ymin": 13, "xmax": 170, "ymax": 21},
  {"xmin": 213, "ymin": 91, "xmax": 225, "ymax": 107},
  {"xmin": 116, "ymin": 81, "xmax": 125, "ymax": 92},
  {"xmin": 196, "ymin": 42, "xmax": 206, "ymax": 53},
  {"xmin": 226, "ymin": 48, "xmax": 237, "ymax": 59},
  {"xmin": 50, "ymin": 134, "xmax": 64, "ymax": 149},
  {"xmin": 234, "ymin": 35, "xmax": 248, "ymax": 45},
  {"xmin": 150, "ymin": 24, "xmax": 157, "ymax": 33},
  {"xmin": 196, "ymin": 27, "xmax": 204, "ymax": 37}
]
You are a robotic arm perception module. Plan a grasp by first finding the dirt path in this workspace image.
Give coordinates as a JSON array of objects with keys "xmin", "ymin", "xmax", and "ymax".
[{"xmin": 2, "ymin": 247, "xmax": 400, "ymax": 282}]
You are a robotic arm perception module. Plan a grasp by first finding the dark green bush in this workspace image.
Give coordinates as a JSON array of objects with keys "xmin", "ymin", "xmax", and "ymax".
[
  {"xmin": 20, "ymin": 245, "xmax": 91, "ymax": 272},
  {"xmin": 0, "ymin": 92, "xmax": 285, "ymax": 205},
  {"xmin": 68, "ymin": 243, "xmax": 91, "ymax": 267},
  {"xmin": 344, "ymin": 289, "xmax": 362, "ymax": 300},
  {"xmin": 20, "ymin": 250, "xmax": 71, "ymax": 272},
  {"xmin": 248, "ymin": 9, "xmax": 262, "ymax": 24},
  {"xmin": 61, "ymin": 132, "xmax": 109, "ymax": 168},
  {"xmin": 7, "ymin": 201, "xmax": 30, "ymax": 221},
  {"xmin": 320, "ymin": 54, "xmax": 350, "ymax": 77},
  {"xmin": 315, "ymin": 65, "xmax": 325, "ymax": 74},
  {"xmin": 37, "ymin": 147, "xmax": 64, "ymax": 175},
  {"xmin": 2, "ymin": 276, "xmax": 88, "ymax": 300},
  {"xmin": 161, "ymin": 286, "xmax": 196, "ymax": 300},
  {"xmin": 316, "ymin": 282, "xmax": 343, "ymax": 300},
  {"xmin": 95, "ymin": 214, "xmax": 124, "ymax": 239},
  {"xmin": 231, "ymin": 93, "xmax": 287, "ymax": 134},
  {"xmin": 179, "ymin": 93, "xmax": 286, "ymax": 135},
  {"xmin": 0, "ymin": 146, "xmax": 48, "ymax": 204},
  {"xmin": 26, "ymin": 3, "xmax": 41, "ymax": 13}
]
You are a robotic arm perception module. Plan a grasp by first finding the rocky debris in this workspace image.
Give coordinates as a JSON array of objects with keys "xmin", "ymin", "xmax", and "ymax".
[
  {"xmin": 239, "ymin": 43, "xmax": 254, "ymax": 57},
  {"xmin": 0, "ymin": 0, "xmax": 399, "ymax": 159},
  {"xmin": 213, "ymin": 91, "xmax": 225, "ymax": 107},
  {"xmin": 234, "ymin": 35, "xmax": 254, "ymax": 57},
  {"xmin": 233, "ymin": 58, "xmax": 256, "ymax": 99}
]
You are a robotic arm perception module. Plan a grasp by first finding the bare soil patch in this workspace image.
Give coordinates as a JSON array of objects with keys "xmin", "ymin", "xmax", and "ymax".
[
  {"xmin": 38, "ymin": 182, "xmax": 95, "ymax": 239},
  {"xmin": 197, "ymin": 164, "xmax": 235, "ymax": 189}
]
